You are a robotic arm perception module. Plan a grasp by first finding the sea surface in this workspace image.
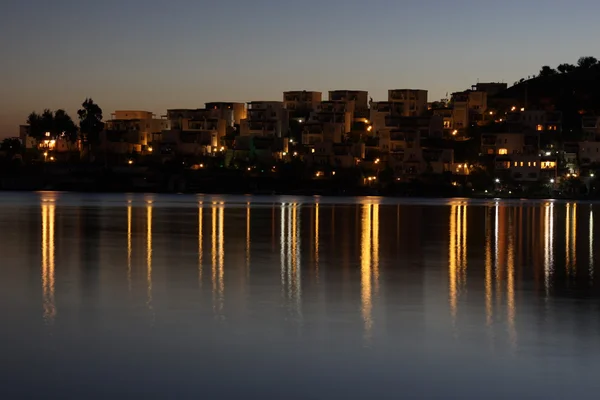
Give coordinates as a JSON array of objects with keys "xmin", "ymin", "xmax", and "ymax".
[{"xmin": 1, "ymin": 192, "xmax": 600, "ymax": 399}]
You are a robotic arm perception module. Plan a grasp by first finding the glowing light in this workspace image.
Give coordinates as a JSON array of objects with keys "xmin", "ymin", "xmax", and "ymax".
[
  {"xmin": 198, "ymin": 202, "xmax": 203, "ymax": 287},
  {"xmin": 148, "ymin": 146, "xmax": 153, "ymax": 152},
  {"xmin": 452, "ymin": 130, "xmax": 458, "ymax": 136},
  {"xmin": 361, "ymin": 204, "xmax": 373, "ymax": 341},
  {"xmin": 128, "ymin": 160, "xmax": 133, "ymax": 165},
  {"xmin": 127, "ymin": 201, "xmax": 132, "ymax": 292},
  {"xmin": 146, "ymin": 200, "xmax": 153, "ymax": 316},
  {"xmin": 311, "ymin": 148, "xmax": 315, "ymax": 153},
  {"xmin": 367, "ymin": 126, "xmax": 373, "ymax": 132},
  {"xmin": 41, "ymin": 199, "xmax": 56, "ymax": 324}
]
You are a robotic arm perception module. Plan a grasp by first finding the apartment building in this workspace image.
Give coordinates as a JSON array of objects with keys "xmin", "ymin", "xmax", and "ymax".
[
  {"xmin": 451, "ymin": 90, "xmax": 488, "ymax": 130},
  {"xmin": 204, "ymin": 102, "xmax": 247, "ymax": 125},
  {"xmin": 283, "ymin": 91, "xmax": 322, "ymax": 112},
  {"xmin": 102, "ymin": 110, "xmax": 169, "ymax": 154},
  {"xmin": 328, "ymin": 90, "xmax": 369, "ymax": 111},
  {"xmin": 506, "ymin": 110, "xmax": 562, "ymax": 133},
  {"xmin": 239, "ymin": 101, "xmax": 289, "ymax": 137},
  {"xmin": 387, "ymin": 89, "xmax": 428, "ymax": 117}
]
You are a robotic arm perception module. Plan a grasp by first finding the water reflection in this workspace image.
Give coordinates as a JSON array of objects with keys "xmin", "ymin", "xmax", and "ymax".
[
  {"xmin": 198, "ymin": 201, "xmax": 203, "ymax": 287},
  {"xmin": 590, "ymin": 206, "xmax": 594, "ymax": 281},
  {"xmin": 41, "ymin": 197, "xmax": 56, "ymax": 324},
  {"xmin": 211, "ymin": 202, "xmax": 225, "ymax": 316},
  {"xmin": 281, "ymin": 203, "xmax": 302, "ymax": 318},
  {"xmin": 544, "ymin": 202, "xmax": 555, "ymax": 294},
  {"xmin": 146, "ymin": 200, "xmax": 153, "ymax": 317},
  {"xmin": 361, "ymin": 203, "xmax": 380, "ymax": 341},
  {"xmin": 485, "ymin": 207, "xmax": 493, "ymax": 327},
  {"xmin": 246, "ymin": 202, "xmax": 251, "ymax": 276},
  {"xmin": 16, "ymin": 195, "xmax": 600, "ymax": 372},
  {"xmin": 449, "ymin": 203, "xmax": 468, "ymax": 320},
  {"xmin": 127, "ymin": 201, "xmax": 132, "ymax": 292},
  {"xmin": 315, "ymin": 203, "xmax": 320, "ymax": 282}
]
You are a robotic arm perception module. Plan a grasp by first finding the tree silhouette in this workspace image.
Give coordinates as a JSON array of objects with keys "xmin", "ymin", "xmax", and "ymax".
[
  {"xmin": 54, "ymin": 109, "xmax": 78, "ymax": 142},
  {"xmin": 577, "ymin": 56, "xmax": 598, "ymax": 69},
  {"xmin": 557, "ymin": 63, "xmax": 576, "ymax": 74},
  {"xmin": 78, "ymin": 98, "xmax": 104, "ymax": 149},
  {"xmin": 26, "ymin": 109, "xmax": 78, "ymax": 141},
  {"xmin": 1, "ymin": 138, "xmax": 22, "ymax": 153},
  {"xmin": 539, "ymin": 66, "xmax": 557, "ymax": 77}
]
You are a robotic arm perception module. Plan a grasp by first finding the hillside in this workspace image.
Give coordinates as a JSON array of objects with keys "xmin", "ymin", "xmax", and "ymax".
[{"xmin": 490, "ymin": 64, "xmax": 600, "ymax": 131}]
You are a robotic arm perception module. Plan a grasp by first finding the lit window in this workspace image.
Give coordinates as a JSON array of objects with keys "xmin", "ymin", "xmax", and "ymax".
[
  {"xmin": 528, "ymin": 162, "xmax": 531, "ymax": 167},
  {"xmin": 498, "ymin": 148, "xmax": 508, "ymax": 155},
  {"xmin": 514, "ymin": 162, "xmax": 517, "ymax": 167},
  {"xmin": 520, "ymin": 162, "xmax": 524, "ymax": 167},
  {"xmin": 533, "ymin": 162, "xmax": 537, "ymax": 167},
  {"xmin": 537, "ymin": 125, "xmax": 544, "ymax": 131}
]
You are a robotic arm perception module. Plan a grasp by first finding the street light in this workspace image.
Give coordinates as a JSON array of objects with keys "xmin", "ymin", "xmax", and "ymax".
[
  {"xmin": 550, "ymin": 179, "xmax": 555, "ymax": 184},
  {"xmin": 495, "ymin": 178, "xmax": 500, "ymax": 183}
]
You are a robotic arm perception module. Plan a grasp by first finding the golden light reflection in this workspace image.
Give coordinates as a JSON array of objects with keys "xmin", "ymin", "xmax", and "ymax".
[
  {"xmin": 495, "ymin": 203, "xmax": 505, "ymax": 307},
  {"xmin": 41, "ymin": 200, "xmax": 56, "ymax": 323},
  {"xmin": 372, "ymin": 204, "xmax": 380, "ymax": 294},
  {"xmin": 449, "ymin": 205, "xmax": 457, "ymax": 319},
  {"xmin": 590, "ymin": 207, "xmax": 594, "ymax": 281},
  {"xmin": 246, "ymin": 202, "xmax": 251, "ymax": 276},
  {"xmin": 212, "ymin": 204, "xmax": 217, "ymax": 305},
  {"xmin": 543, "ymin": 202, "xmax": 555, "ymax": 295},
  {"xmin": 507, "ymin": 212, "xmax": 516, "ymax": 349},
  {"xmin": 566, "ymin": 203, "xmax": 571, "ymax": 274},
  {"xmin": 485, "ymin": 207, "xmax": 493, "ymax": 327},
  {"xmin": 146, "ymin": 200, "xmax": 153, "ymax": 314},
  {"xmin": 449, "ymin": 203, "xmax": 468, "ymax": 320},
  {"xmin": 565, "ymin": 203, "xmax": 577, "ymax": 275},
  {"xmin": 280, "ymin": 203, "xmax": 302, "ymax": 316},
  {"xmin": 210, "ymin": 202, "xmax": 225, "ymax": 315},
  {"xmin": 315, "ymin": 203, "xmax": 320, "ymax": 283},
  {"xmin": 127, "ymin": 201, "xmax": 132, "ymax": 292},
  {"xmin": 218, "ymin": 203, "xmax": 225, "ymax": 313},
  {"xmin": 198, "ymin": 201, "xmax": 203, "ymax": 287},
  {"xmin": 361, "ymin": 204, "xmax": 373, "ymax": 340}
]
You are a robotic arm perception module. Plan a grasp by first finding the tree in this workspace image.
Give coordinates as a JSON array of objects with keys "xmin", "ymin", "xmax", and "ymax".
[
  {"xmin": 26, "ymin": 112, "xmax": 43, "ymax": 139},
  {"xmin": 577, "ymin": 56, "xmax": 598, "ymax": 69},
  {"xmin": 78, "ymin": 98, "xmax": 104, "ymax": 149},
  {"xmin": 54, "ymin": 109, "xmax": 78, "ymax": 142},
  {"xmin": 1, "ymin": 138, "xmax": 22, "ymax": 154},
  {"xmin": 557, "ymin": 63, "xmax": 576, "ymax": 74},
  {"xmin": 26, "ymin": 109, "xmax": 78, "ymax": 141},
  {"xmin": 539, "ymin": 66, "xmax": 557, "ymax": 77}
]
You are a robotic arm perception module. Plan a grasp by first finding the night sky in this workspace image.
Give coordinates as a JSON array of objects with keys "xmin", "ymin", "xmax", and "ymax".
[{"xmin": 1, "ymin": 0, "xmax": 598, "ymax": 136}]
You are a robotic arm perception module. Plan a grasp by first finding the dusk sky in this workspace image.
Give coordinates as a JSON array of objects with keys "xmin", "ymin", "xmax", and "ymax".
[{"xmin": 1, "ymin": 0, "xmax": 599, "ymax": 136}]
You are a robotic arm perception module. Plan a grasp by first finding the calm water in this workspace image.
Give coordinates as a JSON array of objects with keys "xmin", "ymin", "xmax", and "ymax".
[{"xmin": 1, "ymin": 192, "xmax": 600, "ymax": 399}]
